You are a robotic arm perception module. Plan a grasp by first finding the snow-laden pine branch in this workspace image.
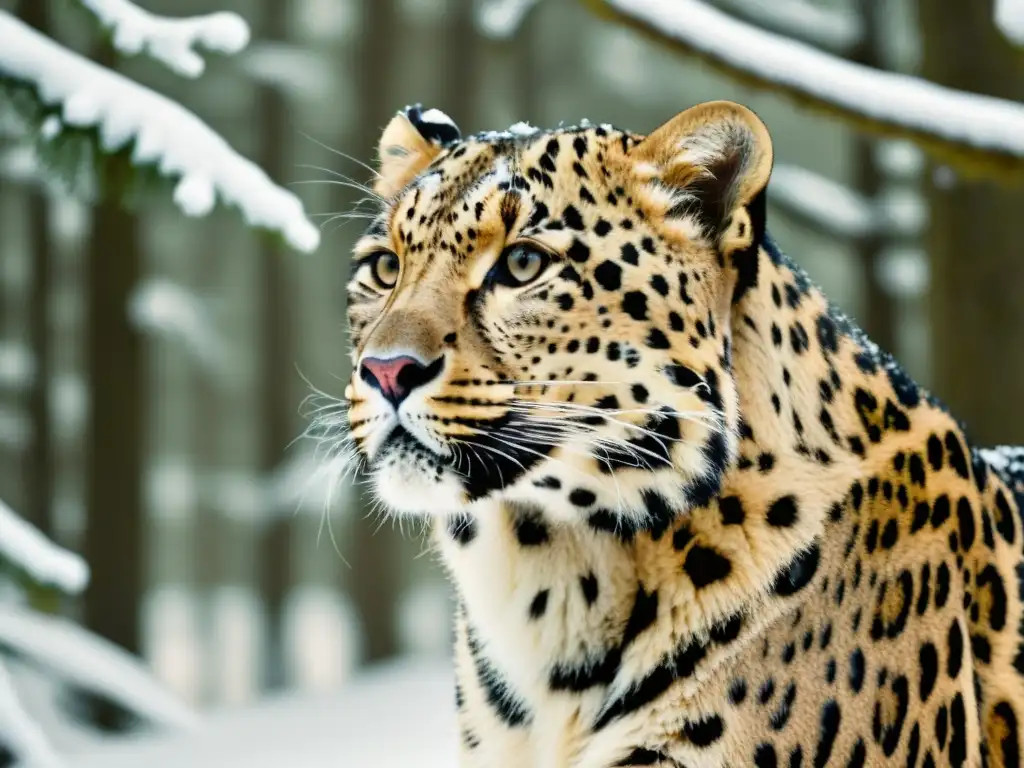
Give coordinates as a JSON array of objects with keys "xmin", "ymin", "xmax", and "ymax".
[
  {"xmin": 0, "ymin": 12, "xmax": 320, "ymax": 253},
  {"xmin": 995, "ymin": 0, "xmax": 1024, "ymax": 45},
  {"xmin": 0, "ymin": 606, "xmax": 198, "ymax": 738},
  {"xmin": 78, "ymin": 0, "xmax": 249, "ymax": 78},
  {"xmin": 0, "ymin": 658, "xmax": 63, "ymax": 768},
  {"xmin": 0, "ymin": 498, "xmax": 88, "ymax": 594},
  {"xmin": 711, "ymin": 0, "xmax": 862, "ymax": 54},
  {"xmin": 581, "ymin": 0, "xmax": 1024, "ymax": 177}
]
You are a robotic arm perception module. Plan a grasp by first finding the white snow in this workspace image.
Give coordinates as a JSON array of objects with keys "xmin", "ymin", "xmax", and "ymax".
[
  {"xmin": 980, "ymin": 445, "xmax": 1024, "ymax": 477},
  {"xmin": 713, "ymin": 0, "xmax": 862, "ymax": 53},
  {"xmin": 0, "ymin": 605, "xmax": 199, "ymax": 731},
  {"xmin": 78, "ymin": 0, "xmax": 249, "ymax": 78},
  {"xmin": 507, "ymin": 121, "xmax": 539, "ymax": 137},
  {"xmin": 66, "ymin": 656, "xmax": 457, "ymax": 768},
  {"xmin": 475, "ymin": 0, "xmax": 543, "ymax": 39},
  {"xmin": 995, "ymin": 0, "xmax": 1024, "ymax": 45},
  {"xmin": 769, "ymin": 164, "xmax": 878, "ymax": 240},
  {"xmin": 0, "ymin": 498, "xmax": 88, "ymax": 594},
  {"xmin": 0, "ymin": 13, "xmax": 320, "ymax": 253},
  {"xmin": 40, "ymin": 115, "xmax": 62, "ymax": 140},
  {"xmin": 602, "ymin": 0, "xmax": 1024, "ymax": 156},
  {"xmin": 0, "ymin": 657, "xmax": 63, "ymax": 768}
]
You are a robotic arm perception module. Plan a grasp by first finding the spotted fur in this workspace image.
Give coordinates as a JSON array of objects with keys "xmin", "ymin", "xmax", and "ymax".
[{"xmin": 340, "ymin": 101, "xmax": 1024, "ymax": 767}]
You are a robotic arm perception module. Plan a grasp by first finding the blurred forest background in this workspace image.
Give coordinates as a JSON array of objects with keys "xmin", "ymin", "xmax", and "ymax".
[{"xmin": 0, "ymin": 0, "xmax": 1022, "ymax": 729}]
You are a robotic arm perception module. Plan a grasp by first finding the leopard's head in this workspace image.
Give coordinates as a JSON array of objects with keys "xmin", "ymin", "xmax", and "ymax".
[{"xmin": 342, "ymin": 101, "xmax": 774, "ymax": 532}]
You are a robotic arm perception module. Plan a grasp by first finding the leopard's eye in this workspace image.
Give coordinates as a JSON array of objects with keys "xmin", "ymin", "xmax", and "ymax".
[
  {"xmin": 371, "ymin": 251, "xmax": 400, "ymax": 289},
  {"xmin": 496, "ymin": 244, "xmax": 550, "ymax": 286}
]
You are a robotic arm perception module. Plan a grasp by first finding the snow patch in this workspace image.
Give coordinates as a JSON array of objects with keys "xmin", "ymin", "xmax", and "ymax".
[
  {"xmin": 0, "ymin": 605, "xmax": 198, "ymax": 731},
  {"xmin": 0, "ymin": 14, "xmax": 319, "ymax": 253},
  {"xmin": 78, "ymin": 0, "xmax": 249, "ymax": 78},
  {"xmin": 507, "ymin": 121, "xmax": 539, "ymax": 137},
  {"xmin": 0, "ymin": 498, "xmax": 88, "ymax": 594},
  {"xmin": 40, "ymin": 115, "xmax": 62, "ymax": 140},
  {"xmin": 713, "ymin": 0, "xmax": 862, "ymax": 53},
  {"xmin": 0, "ymin": 658, "xmax": 62, "ymax": 768},
  {"xmin": 603, "ymin": 0, "xmax": 1024, "ymax": 156},
  {"xmin": 475, "ymin": 0, "xmax": 543, "ymax": 39},
  {"xmin": 66, "ymin": 657, "xmax": 457, "ymax": 768},
  {"xmin": 980, "ymin": 445, "xmax": 1024, "ymax": 477},
  {"xmin": 996, "ymin": 0, "xmax": 1024, "ymax": 45}
]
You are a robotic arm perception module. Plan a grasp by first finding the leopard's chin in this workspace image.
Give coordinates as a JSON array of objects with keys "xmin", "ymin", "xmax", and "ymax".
[{"xmin": 370, "ymin": 428, "xmax": 468, "ymax": 516}]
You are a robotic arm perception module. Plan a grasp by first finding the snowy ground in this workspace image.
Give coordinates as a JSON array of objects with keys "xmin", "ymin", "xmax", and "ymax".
[{"xmin": 65, "ymin": 656, "xmax": 458, "ymax": 768}]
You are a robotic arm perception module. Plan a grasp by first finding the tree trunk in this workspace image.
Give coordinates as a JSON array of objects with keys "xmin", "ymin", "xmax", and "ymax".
[
  {"xmin": 19, "ymin": 0, "xmax": 55, "ymax": 537},
  {"xmin": 256, "ymin": 0, "xmax": 294, "ymax": 691},
  {"xmin": 346, "ymin": 0, "xmax": 403, "ymax": 665},
  {"xmin": 82, "ymin": 45, "xmax": 145, "ymax": 729},
  {"xmin": 919, "ymin": 0, "xmax": 1024, "ymax": 446},
  {"xmin": 849, "ymin": 0, "xmax": 895, "ymax": 354}
]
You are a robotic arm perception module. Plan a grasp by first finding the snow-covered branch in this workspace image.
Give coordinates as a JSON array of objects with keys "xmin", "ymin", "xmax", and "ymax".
[
  {"xmin": 769, "ymin": 165, "xmax": 926, "ymax": 241},
  {"xmin": 0, "ymin": 12, "xmax": 320, "ymax": 253},
  {"xmin": 995, "ymin": 0, "xmax": 1024, "ymax": 45},
  {"xmin": 0, "ymin": 606, "xmax": 198, "ymax": 731},
  {"xmin": 78, "ymin": 0, "xmax": 250, "ymax": 78},
  {"xmin": 0, "ymin": 658, "xmax": 62, "ymax": 768},
  {"xmin": 581, "ymin": 0, "xmax": 1024, "ymax": 178},
  {"xmin": 0, "ymin": 498, "xmax": 88, "ymax": 595},
  {"xmin": 474, "ymin": 0, "xmax": 544, "ymax": 39},
  {"xmin": 711, "ymin": 0, "xmax": 862, "ymax": 54}
]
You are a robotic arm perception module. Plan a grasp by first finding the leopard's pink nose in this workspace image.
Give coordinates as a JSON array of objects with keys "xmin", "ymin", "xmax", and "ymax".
[{"xmin": 358, "ymin": 354, "xmax": 443, "ymax": 407}]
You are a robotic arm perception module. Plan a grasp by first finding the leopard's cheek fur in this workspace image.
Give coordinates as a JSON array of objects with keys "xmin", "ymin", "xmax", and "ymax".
[{"xmin": 458, "ymin": 264, "xmax": 741, "ymax": 528}]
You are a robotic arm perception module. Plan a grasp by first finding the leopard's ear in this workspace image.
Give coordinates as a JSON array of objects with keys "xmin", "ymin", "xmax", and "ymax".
[
  {"xmin": 374, "ymin": 104, "xmax": 461, "ymax": 198},
  {"xmin": 630, "ymin": 101, "xmax": 773, "ymax": 248}
]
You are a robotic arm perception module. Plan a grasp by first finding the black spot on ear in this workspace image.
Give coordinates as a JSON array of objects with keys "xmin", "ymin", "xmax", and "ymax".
[{"xmin": 403, "ymin": 103, "xmax": 461, "ymax": 146}]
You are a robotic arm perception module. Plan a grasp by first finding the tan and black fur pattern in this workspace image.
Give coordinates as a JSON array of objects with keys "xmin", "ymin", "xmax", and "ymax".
[{"xmin": 339, "ymin": 101, "xmax": 1024, "ymax": 766}]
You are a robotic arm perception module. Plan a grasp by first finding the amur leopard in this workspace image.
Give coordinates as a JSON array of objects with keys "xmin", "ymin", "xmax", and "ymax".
[{"xmin": 338, "ymin": 100, "xmax": 1024, "ymax": 767}]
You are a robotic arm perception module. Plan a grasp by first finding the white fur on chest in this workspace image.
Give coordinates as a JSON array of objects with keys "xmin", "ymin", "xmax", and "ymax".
[{"xmin": 438, "ymin": 501, "xmax": 642, "ymax": 761}]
